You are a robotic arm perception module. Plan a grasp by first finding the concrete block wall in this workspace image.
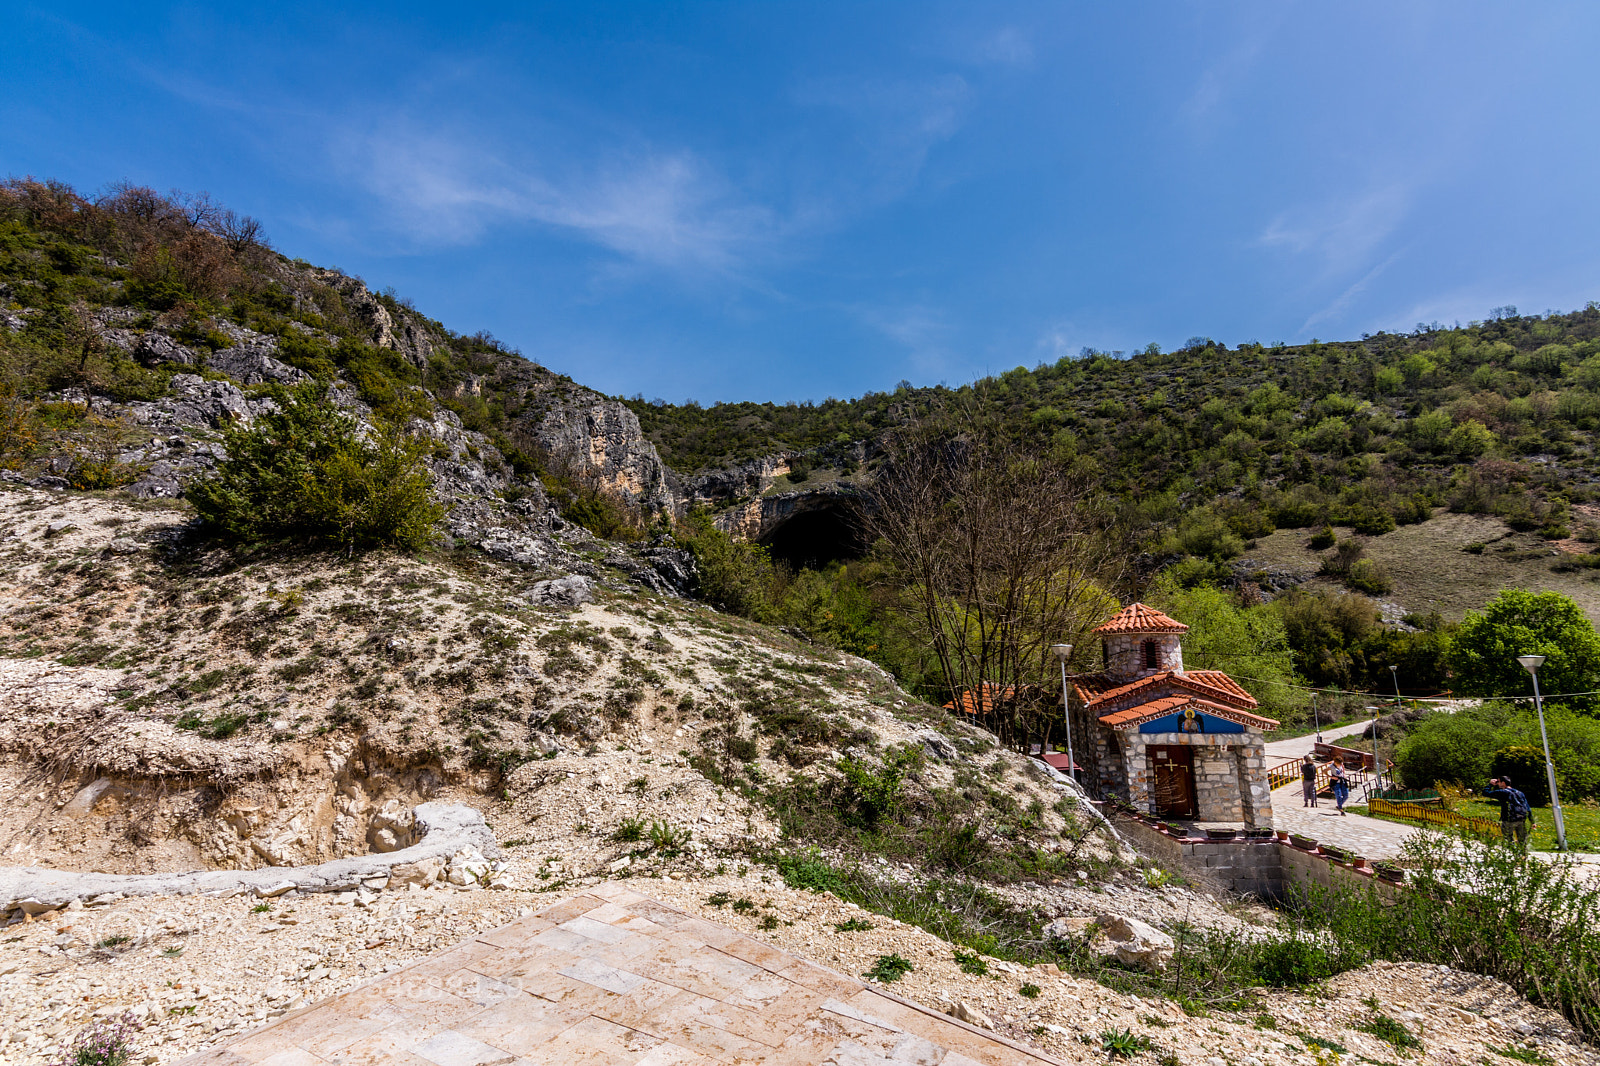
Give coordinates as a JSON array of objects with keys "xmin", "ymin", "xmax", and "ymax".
[
  {"xmin": 1110, "ymin": 812, "xmax": 1403, "ymax": 903},
  {"xmin": 1112, "ymin": 815, "xmax": 1284, "ymax": 898}
]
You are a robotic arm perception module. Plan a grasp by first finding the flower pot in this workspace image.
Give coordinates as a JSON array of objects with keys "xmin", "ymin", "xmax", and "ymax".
[
  {"xmin": 1206, "ymin": 828, "xmax": 1239, "ymax": 841},
  {"xmin": 1290, "ymin": 834, "xmax": 1317, "ymax": 851},
  {"xmin": 1275, "ymin": 830, "xmax": 1290, "ymax": 842}
]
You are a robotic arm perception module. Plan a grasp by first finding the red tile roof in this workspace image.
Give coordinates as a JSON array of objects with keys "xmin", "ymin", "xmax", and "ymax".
[
  {"xmin": 1093, "ymin": 603, "xmax": 1189, "ymax": 635},
  {"xmin": 1097, "ymin": 695, "xmax": 1279, "ymax": 731},
  {"xmin": 1182, "ymin": 670, "xmax": 1258, "ymax": 706},
  {"xmin": 1075, "ymin": 670, "xmax": 1259, "ymax": 711},
  {"xmin": 944, "ymin": 682, "xmax": 1047, "ymax": 715}
]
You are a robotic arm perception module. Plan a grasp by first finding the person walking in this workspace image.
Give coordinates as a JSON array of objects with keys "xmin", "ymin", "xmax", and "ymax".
[
  {"xmin": 1301, "ymin": 754, "xmax": 1318, "ymax": 808},
  {"xmin": 1482, "ymin": 777, "xmax": 1534, "ymax": 847},
  {"xmin": 1331, "ymin": 763, "xmax": 1349, "ymax": 816}
]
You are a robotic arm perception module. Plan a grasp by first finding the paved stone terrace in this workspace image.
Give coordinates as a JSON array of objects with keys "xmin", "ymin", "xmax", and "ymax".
[
  {"xmin": 1269, "ymin": 783, "xmax": 1418, "ymax": 858},
  {"xmin": 176, "ymin": 882, "xmax": 1064, "ymax": 1066}
]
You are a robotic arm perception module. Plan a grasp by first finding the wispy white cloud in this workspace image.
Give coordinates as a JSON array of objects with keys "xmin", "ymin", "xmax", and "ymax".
[
  {"xmin": 792, "ymin": 72, "xmax": 972, "ymax": 198},
  {"xmin": 1037, "ymin": 323, "xmax": 1080, "ymax": 362},
  {"xmin": 1300, "ymin": 249, "xmax": 1404, "ymax": 333},
  {"xmin": 328, "ymin": 117, "xmax": 781, "ymax": 275},
  {"xmin": 856, "ymin": 301, "xmax": 965, "ymax": 378},
  {"xmin": 1258, "ymin": 181, "xmax": 1415, "ymax": 277},
  {"xmin": 861, "ymin": 302, "xmax": 949, "ymax": 349},
  {"xmin": 1178, "ymin": 7, "xmax": 1293, "ymax": 131},
  {"xmin": 977, "ymin": 26, "xmax": 1034, "ymax": 68}
]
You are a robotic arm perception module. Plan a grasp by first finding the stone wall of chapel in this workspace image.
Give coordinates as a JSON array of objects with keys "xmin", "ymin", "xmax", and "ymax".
[{"xmin": 1103, "ymin": 633, "xmax": 1184, "ymax": 681}]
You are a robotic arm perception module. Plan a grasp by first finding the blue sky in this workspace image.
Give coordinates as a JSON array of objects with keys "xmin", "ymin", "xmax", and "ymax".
[{"xmin": 5, "ymin": 3, "xmax": 1599, "ymax": 403}]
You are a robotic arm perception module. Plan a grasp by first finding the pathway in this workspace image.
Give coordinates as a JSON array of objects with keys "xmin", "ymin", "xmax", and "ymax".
[
  {"xmin": 178, "ymin": 882, "xmax": 1063, "ymax": 1066},
  {"xmin": 1269, "ymin": 783, "xmax": 1419, "ymax": 859},
  {"xmin": 1263, "ymin": 719, "xmax": 1369, "ymax": 761}
]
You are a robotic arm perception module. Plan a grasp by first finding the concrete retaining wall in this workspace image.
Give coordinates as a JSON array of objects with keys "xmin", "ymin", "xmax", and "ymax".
[{"xmin": 1111, "ymin": 811, "xmax": 1404, "ymax": 902}]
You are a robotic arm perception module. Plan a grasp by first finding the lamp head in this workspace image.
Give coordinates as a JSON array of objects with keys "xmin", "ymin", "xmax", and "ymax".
[
  {"xmin": 1518, "ymin": 654, "xmax": 1546, "ymax": 675},
  {"xmin": 1050, "ymin": 644, "xmax": 1073, "ymax": 662}
]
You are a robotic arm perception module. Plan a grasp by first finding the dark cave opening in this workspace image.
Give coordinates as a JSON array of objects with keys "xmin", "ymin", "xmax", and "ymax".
[{"xmin": 761, "ymin": 505, "xmax": 867, "ymax": 570}]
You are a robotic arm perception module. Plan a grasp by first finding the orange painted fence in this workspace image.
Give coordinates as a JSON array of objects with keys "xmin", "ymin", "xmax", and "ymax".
[{"xmin": 1368, "ymin": 797, "xmax": 1502, "ymax": 837}]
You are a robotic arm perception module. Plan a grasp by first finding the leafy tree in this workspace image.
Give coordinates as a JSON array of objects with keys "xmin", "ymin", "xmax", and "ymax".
[
  {"xmin": 189, "ymin": 382, "xmax": 442, "ymax": 553},
  {"xmin": 1395, "ymin": 701, "xmax": 1600, "ymax": 799},
  {"xmin": 673, "ymin": 509, "xmax": 782, "ymax": 620},
  {"xmin": 1448, "ymin": 589, "xmax": 1600, "ymax": 708},
  {"xmin": 1394, "ymin": 703, "xmax": 1507, "ymax": 789},
  {"xmin": 1148, "ymin": 577, "xmax": 1307, "ymax": 723}
]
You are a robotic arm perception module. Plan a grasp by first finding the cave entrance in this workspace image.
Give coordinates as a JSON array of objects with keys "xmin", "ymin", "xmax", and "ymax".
[{"xmin": 760, "ymin": 504, "xmax": 867, "ymax": 570}]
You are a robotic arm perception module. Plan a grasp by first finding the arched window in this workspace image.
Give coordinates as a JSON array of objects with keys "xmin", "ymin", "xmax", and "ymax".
[{"xmin": 1142, "ymin": 640, "xmax": 1159, "ymax": 669}]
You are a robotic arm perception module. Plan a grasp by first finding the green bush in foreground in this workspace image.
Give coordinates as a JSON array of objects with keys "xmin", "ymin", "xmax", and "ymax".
[{"xmin": 189, "ymin": 383, "xmax": 442, "ymax": 553}]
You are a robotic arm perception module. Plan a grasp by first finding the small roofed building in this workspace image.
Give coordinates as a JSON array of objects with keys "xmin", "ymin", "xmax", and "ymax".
[{"xmin": 1069, "ymin": 603, "xmax": 1278, "ymax": 826}]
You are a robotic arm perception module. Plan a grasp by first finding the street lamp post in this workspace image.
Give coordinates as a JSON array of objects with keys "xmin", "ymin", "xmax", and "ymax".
[
  {"xmin": 1382, "ymin": 664, "xmax": 1401, "ymax": 794},
  {"xmin": 1517, "ymin": 655, "xmax": 1568, "ymax": 851},
  {"xmin": 1051, "ymin": 644, "xmax": 1076, "ymax": 783}
]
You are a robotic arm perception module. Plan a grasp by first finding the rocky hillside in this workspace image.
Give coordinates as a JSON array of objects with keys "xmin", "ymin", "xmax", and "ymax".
[{"xmin": 4, "ymin": 179, "xmax": 1599, "ymax": 1066}]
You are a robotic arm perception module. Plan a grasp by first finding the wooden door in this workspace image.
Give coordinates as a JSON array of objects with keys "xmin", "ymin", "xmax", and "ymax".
[{"xmin": 1150, "ymin": 745, "xmax": 1196, "ymax": 818}]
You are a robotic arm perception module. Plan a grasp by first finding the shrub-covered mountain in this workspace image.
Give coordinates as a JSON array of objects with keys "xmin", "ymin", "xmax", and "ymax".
[{"xmin": 626, "ymin": 310, "xmax": 1600, "ymax": 547}]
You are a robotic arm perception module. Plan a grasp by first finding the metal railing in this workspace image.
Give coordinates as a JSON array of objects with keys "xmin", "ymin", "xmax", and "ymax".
[
  {"xmin": 1268, "ymin": 758, "xmax": 1368, "ymax": 796},
  {"xmin": 1368, "ymin": 797, "xmax": 1501, "ymax": 837}
]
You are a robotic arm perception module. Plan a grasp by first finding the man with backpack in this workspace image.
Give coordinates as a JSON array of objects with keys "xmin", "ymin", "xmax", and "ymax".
[{"xmin": 1482, "ymin": 777, "xmax": 1534, "ymax": 847}]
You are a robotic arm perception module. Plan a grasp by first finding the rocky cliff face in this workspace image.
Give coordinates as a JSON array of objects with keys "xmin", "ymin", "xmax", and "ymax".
[
  {"xmin": 523, "ymin": 393, "xmax": 682, "ymax": 514},
  {"xmin": 311, "ymin": 269, "xmax": 437, "ymax": 368},
  {"xmin": 712, "ymin": 479, "xmax": 860, "ymax": 541},
  {"xmin": 682, "ymin": 453, "xmax": 796, "ymax": 509}
]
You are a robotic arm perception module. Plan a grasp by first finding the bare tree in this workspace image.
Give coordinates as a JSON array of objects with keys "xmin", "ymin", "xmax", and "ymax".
[
  {"xmin": 212, "ymin": 209, "xmax": 269, "ymax": 256},
  {"xmin": 866, "ymin": 394, "xmax": 1120, "ymax": 751},
  {"xmin": 173, "ymin": 189, "xmax": 221, "ymax": 230}
]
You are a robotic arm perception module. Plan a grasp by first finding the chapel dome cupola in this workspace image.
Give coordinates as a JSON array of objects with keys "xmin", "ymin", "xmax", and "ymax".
[{"xmin": 1094, "ymin": 602, "xmax": 1187, "ymax": 681}]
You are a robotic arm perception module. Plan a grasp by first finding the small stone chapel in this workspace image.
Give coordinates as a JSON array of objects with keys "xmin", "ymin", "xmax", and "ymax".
[{"xmin": 1068, "ymin": 603, "xmax": 1278, "ymax": 827}]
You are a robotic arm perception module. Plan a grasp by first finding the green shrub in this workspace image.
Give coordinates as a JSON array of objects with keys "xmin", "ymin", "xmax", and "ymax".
[
  {"xmin": 1101, "ymin": 1029, "xmax": 1152, "ymax": 1059},
  {"xmin": 647, "ymin": 820, "xmax": 692, "ymax": 855},
  {"xmin": 611, "ymin": 818, "xmax": 646, "ymax": 843},
  {"xmin": 864, "ymin": 953, "xmax": 913, "ymax": 982},
  {"xmin": 1301, "ymin": 832, "xmax": 1600, "ymax": 1040},
  {"xmin": 674, "ymin": 509, "xmax": 788, "ymax": 618},
  {"xmin": 1250, "ymin": 939, "xmax": 1331, "ymax": 987},
  {"xmin": 1490, "ymin": 746, "xmax": 1551, "ymax": 807},
  {"xmin": 773, "ymin": 849, "xmax": 846, "ymax": 894},
  {"xmin": 1356, "ymin": 1009, "xmax": 1422, "ymax": 1051},
  {"xmin": 1345, "ymin": 558, "xmax": 1393, "ymax": 595},
  {"xmin": 953, "ymin": 949, "xmax": 990, "ymax": 976},
  {"xmin": 835, "ymin": 747, "xmax": 922, "ymax": 828},
  {"xmin": 189, "ymin": 382, "xmax": 443, "ymax": 552}
]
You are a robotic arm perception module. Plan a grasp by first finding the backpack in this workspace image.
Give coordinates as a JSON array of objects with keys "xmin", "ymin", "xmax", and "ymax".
[{"xmin": 1505, "ymin": 787, "xmax": 1531, "ymax": 820}]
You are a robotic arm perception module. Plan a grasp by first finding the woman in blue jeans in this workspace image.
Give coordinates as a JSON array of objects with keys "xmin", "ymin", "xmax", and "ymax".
[{"xmin": 1331, "ymin": 763, "xmax": 1350, "ymax": 816}]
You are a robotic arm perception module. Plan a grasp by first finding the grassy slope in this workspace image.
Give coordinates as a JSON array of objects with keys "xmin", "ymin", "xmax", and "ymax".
[{"xmin": 1241, "ymin": 511, "xmax": 1600, "ymax": 621}]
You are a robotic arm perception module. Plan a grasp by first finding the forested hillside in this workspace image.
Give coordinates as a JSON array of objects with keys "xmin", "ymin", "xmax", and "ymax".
[{"xmin": 628, "ymin": 310, "xmax": 1600, "ymax": 551}]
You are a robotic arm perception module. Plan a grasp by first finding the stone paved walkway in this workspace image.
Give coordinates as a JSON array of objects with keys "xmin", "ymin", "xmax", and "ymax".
[
  {"xmin": 1262, "ymin": 720, "xmax": 1369, "ymax": 761},
  {"xmin": 177, "ymin": 882, "xmax": 1063, "ymax": 1066},
  {"xmin": 1269, "ymin": 783, "xmax": 1419, "ymax": 859}
]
